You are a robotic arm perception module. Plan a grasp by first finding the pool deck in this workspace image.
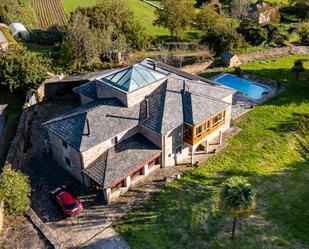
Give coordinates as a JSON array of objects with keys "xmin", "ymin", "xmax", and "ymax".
[{"xmin": 210, "ymin": 73, "xmax": 284, "ymax": 120}]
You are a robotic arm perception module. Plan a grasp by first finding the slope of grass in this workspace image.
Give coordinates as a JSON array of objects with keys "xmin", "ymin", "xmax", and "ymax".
[
  {"xmin": 61, "ymin": 0, "xmax": 98, "ymax": 15},
  {"xmin": 116, "ymin": 55, "xmax": 309, "ymax": 249}
]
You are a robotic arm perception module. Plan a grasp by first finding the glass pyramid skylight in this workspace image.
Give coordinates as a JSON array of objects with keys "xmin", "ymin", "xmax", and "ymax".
[{"xmin": 100, "ymin": 64, "xmax": 167, "ymax": 92}]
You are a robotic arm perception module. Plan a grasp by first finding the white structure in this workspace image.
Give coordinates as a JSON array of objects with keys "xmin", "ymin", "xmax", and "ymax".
[{"xmin": 9, "ymin": 23, "xmax": 30, "ymax": 40}]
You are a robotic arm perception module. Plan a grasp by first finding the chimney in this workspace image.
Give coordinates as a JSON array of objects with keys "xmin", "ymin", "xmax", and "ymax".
[
  {"xmin": 153, "ymin": 61, "xmax": 157, "ymax": 70},
  {"xmin": 145, "ymin": 97, "xmax": 150, "ymax": 119}
]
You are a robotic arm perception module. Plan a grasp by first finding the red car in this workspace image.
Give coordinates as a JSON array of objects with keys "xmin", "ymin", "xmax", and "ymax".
[{"xmin": 50, "ymin": 186, "xmax": 83, "ymax": 216}]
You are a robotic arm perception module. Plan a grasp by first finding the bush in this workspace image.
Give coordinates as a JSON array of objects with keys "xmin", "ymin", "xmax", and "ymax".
[
  {"xmin": 202, "ymin": 24, "xmax": 247, "ymax": 55},
  {"xmin": 297, "ymin": 22, "xmax": 309, "ymax": 44},
  {"xmin": 265, "ymin": 24, "xmax": 288, "ymax": 46},
  {"xmin": 31, "ymin": 28, "xmax": 63, "ymax": 45},
  {"xmin": 0, "ymin": 170, "xmax": 30, "ymax": 213},
  {"xmin": 238, "ymin": 19, "xmax": 268, "ymax": 46},
  {"xmin": 0, "ymin": 47, "xmax": 49, "ymax": 91}
]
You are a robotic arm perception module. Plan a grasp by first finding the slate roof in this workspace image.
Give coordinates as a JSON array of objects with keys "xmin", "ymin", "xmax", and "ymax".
[
  {"xmin": 73, "ymin": 80, "xmax": 97, "ymax": 100},
  {"xmin": 140, "ymin": 77, "xmax": 233, "ymax": 133},
  {"xmin": 83, "ymin": 133, "xmax": 161, "ymax": 188},
  {"xmin": 183, "ymin": 91, "xmax": 229, "ymax": 125},
  {"xmin": 222, "ymin": 52, "xmax": 236, "ymax": 59},
  {"xmin": 43, "ymin": 98, "xmax": 140, "ymax": 152}
]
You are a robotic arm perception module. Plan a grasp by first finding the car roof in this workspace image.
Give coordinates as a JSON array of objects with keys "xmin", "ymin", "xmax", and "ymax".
[{"xmin": 58, "ymin": 190, "xmax": 76, "ymax": 205}]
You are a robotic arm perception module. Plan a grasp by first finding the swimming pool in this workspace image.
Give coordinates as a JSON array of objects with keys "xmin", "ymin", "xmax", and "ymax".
[{"xmin": 214, "ymin": 73, "xmax": 270, "ymax": 100}]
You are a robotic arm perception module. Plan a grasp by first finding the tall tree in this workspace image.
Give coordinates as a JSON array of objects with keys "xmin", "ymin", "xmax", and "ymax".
[
  {"xmin": 219, "ymin": 177, "xmax": 256, "ymax": 239},
  {"xmin": 196, "ymin": 4, "xmax": 223, "ymax": 32},
  {"xmin": 65, "ymin": 12, "xmax": 99, "ymax": 67},
  {"xmin": 154, "ymin": 0, "xmax": 195, "ymax": 38},
  {"xmin": 230, "ymin": 0, "xmax": 250, "ymax": 20},
  {"xmin": 64, "ymin": 0, "xmax": 150, "ymax": 69},
  {"xmin": 196, "ymin": 4, "xmax": 247, "ymax": 55},
  {"xmin": 0, "ymin": 47, "xmax": 48, "ymax": 92}
]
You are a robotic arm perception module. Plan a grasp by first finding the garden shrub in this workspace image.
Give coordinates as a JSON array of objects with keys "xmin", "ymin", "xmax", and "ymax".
[
  {"xmin": 297, "ymin": 22, "xmax": 309, "ymax": 44},
  {"xmin": 0, "ymin": 170, "xmax": 30, "ymax": 213}
]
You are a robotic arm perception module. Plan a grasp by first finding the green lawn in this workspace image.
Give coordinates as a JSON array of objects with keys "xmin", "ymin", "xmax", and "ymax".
[
  {"xmin": 116, "ymin": 55, "xmax": 309, "ymax": 249},
  {"xmin": 61, "ymin": 0, "xmax": 98, "ymax": 15}
]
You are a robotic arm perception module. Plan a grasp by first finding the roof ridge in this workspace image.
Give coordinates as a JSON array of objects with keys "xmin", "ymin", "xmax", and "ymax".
[
  {"xmin": 42, "ymin": 100, "xmax": 106, "ymax": 126},
  {"xmin": 188, "ymin": 91, "xmax": 230, "ymax": 105}
]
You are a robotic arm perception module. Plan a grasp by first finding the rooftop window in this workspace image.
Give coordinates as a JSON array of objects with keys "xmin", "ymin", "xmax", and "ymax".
[{"xmin": 100, "ymin": 64, "xmax": 167, "ymax": 92}]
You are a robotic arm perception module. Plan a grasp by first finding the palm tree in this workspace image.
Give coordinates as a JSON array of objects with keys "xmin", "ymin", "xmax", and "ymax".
[
  {"xmin": 292, "ymin": 60, "xmax": 305, "ymax": 81},
  {"xmin": 219, "ymin": 176, "xmax": 256, "ymax": 239}
]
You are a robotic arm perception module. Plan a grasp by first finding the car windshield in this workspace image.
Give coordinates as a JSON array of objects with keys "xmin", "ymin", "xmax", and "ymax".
[{"xmin": 64, "ymin": 201, "xmax": 79, "ymax": 210}]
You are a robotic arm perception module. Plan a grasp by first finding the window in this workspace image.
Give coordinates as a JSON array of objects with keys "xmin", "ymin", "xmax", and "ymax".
[
  {"xmin": 212, "ymin": 112, "xmax": 223, "ymax": 127},
  {"xmin": 65, "ymin": 157, "xmax": 71, "ymax": 167},
  {"xmin": 62, "ymin": 141, "xmax": 68, "ymax": 149},
  {"xmin": 195, "ymin": 125, "xmax": 203, "ymax": 136},
  {"xmin": 202, "ymin": 120, "xmax": 210, "ymax": 132},
  {"xmin": 111, "ymin": 136, "xmax": 118, "ymax": 145}
]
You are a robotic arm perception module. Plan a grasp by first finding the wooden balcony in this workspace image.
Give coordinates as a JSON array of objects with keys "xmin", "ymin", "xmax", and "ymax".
[{"xmin": 184, "ymin": 110, "xmax": 226, "ymax": 145}]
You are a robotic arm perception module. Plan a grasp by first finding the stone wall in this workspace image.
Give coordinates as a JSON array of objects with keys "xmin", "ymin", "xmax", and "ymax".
[
  {"xmin": 5, "ymin": 106, "xmax": 35, "ymax": 170},
  {"xmin": 48, "ymin": 131, "xmax": 84, "ymax": 183},
  {"xmin": 181, "ymin": 60, "xmax": 215, "ymax": 74},
  {"xmin": 38, "ymin": 78, "xmax": 89, "ymax": 100},
  {"xmin": 238, "ymin": 45, "xmax": 309, "ymax": 64}
]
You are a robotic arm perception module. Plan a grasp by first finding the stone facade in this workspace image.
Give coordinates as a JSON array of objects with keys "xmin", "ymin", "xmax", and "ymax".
[
  {"xmin": 48, "ymin": 131, "xmax": 84, "ymax": 183},
  {"xmin": 81, "ymin": 126, "xmax": 140, "ymax": 168},
  {"xmin": 139, "ymin": 125, "xmax": 162, "ymax": 148},
  {"xmin": 162, "ymin": 125, "xmax": 184, "ymax": 167}
]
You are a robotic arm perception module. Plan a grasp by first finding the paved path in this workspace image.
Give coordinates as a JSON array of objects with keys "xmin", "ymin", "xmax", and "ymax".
[{"xmin": 80, "ymin": 227, "xmax": 130, "ymax": 249}]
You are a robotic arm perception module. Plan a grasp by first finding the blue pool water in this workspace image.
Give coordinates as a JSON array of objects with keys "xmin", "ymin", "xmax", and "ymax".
[{"xmin": 215, "ymin": 74, "xmax": 270, "ymax": 100}]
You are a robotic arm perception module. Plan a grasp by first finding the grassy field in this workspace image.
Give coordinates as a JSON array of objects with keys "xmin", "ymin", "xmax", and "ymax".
[{"xmin": 116, "ymin": 55, "xmax": 309, "ymax": 249}]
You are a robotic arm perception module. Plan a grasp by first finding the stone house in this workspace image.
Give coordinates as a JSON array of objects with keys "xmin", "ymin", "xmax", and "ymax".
[
  {"xmin": 43, "ymin": 58, "xmax": 235, "ymax": 203},
  {"xmin": 248, "ymin": 2, "xmax": 277, "ymax": 26}
]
